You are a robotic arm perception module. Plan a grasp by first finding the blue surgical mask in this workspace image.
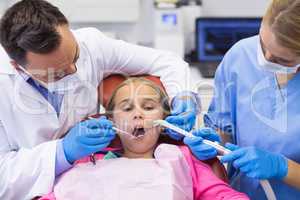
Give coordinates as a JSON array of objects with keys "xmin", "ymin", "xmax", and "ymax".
[{"xmin": 257, "ymin": 40, "xmax": 300, "ymax": 74}]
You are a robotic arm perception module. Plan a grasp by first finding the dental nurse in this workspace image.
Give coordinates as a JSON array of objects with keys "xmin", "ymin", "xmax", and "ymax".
[
  {"xmin": 0, "ymin": 0, "xmax": 199, "ymax": 199},
  {"xmin": 192, "ymin": 0, "xmax": 300, "ymax": 199}
]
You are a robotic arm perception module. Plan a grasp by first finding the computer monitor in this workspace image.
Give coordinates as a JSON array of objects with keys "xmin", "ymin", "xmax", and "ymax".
[{"xmin": 196, "ymin": 17, "xmax": 262, "ymax": 62}]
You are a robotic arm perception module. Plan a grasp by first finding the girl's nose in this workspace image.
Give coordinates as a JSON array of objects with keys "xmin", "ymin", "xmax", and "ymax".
[{"xmin": 133, "ymin": 108, "xmax": 144, "ymax": 120}]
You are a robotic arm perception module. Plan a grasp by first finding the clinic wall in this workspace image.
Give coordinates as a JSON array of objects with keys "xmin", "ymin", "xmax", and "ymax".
[
  {"xmin": 201, "ymin": 0, "xmax": 271, "ymax": 17},
  {"xmin": 0, "ymin": 0, "xmax": 271, "ymax": 52},
  {"xmin": 0, "ymin": 1, "xmax": 7, "ymax": 17},
  {"xmin": 69, "ymin": 0, "xmax": 155, "ymax": 45}
]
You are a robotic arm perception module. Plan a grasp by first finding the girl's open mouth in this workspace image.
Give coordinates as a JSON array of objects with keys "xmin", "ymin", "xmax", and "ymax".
[{"xmin": 132, "ymin": 127, "xmax": 146, "ymax": 137}]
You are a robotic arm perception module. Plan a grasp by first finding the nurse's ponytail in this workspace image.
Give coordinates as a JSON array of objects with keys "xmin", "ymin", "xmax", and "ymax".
[{"xmin": 263, "ymin": 0, "xmax": 300, "ymax": 55}]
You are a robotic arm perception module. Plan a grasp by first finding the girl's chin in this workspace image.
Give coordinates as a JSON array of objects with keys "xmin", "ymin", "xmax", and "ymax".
[{"xmin": 124, "ymin": 146, "xmax": 156, "ymax": 157}]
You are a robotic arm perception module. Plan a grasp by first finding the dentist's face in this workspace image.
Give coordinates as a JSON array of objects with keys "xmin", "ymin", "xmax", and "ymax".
[
  {"xmin": 112, "ymin": 81, "xmax": 165, "ymax": 157},
  {"xmin": 15, "ymin": 25, "xmax": 79, "ymax": 83}
]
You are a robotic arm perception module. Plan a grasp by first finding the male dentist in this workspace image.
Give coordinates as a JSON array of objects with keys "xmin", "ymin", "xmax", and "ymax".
[{"xmin": 0, "ymin": 0, "xmax": 199, "ymax": 199}]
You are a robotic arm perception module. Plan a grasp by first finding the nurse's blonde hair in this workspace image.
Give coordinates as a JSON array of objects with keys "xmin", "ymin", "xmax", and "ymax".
[{"xmin": 263, "ymin": 0, "xmax": 300, "ymax": 55}]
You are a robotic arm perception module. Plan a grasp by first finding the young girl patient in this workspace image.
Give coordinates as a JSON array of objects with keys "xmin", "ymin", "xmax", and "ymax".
[{"xmin": 40, "ymin": 77, "xmax": 249, "ymax": 200}]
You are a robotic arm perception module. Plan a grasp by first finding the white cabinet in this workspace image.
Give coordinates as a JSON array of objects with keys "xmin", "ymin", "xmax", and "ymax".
[
  {"xmin": 0, "ymin": 1, "xmax": 8, "ymax": 18},
  {"xmin": 47, "ymin": 0, "xmax": 140, "ymax": 23},
  {"xmin": 8, "ymin": 0, "xmax": 140, "ymax": 23},
  {"xmin": 201, "ymin": 0, "xmax": 271, "ymax": 17}
]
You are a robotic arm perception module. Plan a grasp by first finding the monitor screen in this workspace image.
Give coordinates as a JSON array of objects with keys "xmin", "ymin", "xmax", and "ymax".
[
  {"xmin": 196, "ymin": 18, "xmax": 262, "ymax": 62},
  {"xmin": 162, "ymin": 13, "xmax": 177, "ymax": 26}
]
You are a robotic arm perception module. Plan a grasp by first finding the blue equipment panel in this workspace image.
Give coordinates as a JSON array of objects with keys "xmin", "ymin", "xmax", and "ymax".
[{"xmin": 196, "ymin": 18, "xmax": 262, "ymax": 62}]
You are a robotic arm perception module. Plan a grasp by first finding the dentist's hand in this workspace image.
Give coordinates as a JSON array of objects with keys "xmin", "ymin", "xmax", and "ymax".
[
  {"xmin": 221, "ymin": 143, "xmax": 288, "ymax": 179},
  {"xmin": 184, "ymin": 128, "xmax": 221, "ymax": 160},
  {"xmin": 62, "ymin": 116, "xmax": 116, "ymax": 164},
  {"xmin": 165, "ymin": 91, "xmax": 200, "ymax": 140}
]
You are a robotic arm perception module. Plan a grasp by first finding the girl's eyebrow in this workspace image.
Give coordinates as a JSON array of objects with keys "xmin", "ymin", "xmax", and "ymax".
[
  {"xmin": 117, "ymin": 98, "xmax": 131, "ymax": 105},
  {"xmin": 142, "ymin": 98, "xmax": 160, "ymax": 103},
  {"xmin": 117, "ymin": 97, "xmax": 159, "ymax": 106}
]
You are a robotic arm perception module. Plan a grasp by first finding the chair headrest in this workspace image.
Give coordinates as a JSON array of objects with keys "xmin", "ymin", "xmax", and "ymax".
[{"xmin": 98, "ymin": 74, "xmax": 166, "ymax": 109}]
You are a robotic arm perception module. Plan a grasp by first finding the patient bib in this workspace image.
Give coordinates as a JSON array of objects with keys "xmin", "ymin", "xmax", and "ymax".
[{"xmin": 54, "ymin": 144, "xmax": 193, "ymax": 200}]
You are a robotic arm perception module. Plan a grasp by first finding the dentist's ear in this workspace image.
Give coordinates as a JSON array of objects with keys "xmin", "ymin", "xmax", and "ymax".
[{"xmin": 10, "ymin": 60, "xmax": 20, "ymax": 70}]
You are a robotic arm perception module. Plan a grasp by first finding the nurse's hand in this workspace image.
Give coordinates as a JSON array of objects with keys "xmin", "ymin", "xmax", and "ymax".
[
  {"xmin": 221, "ymin": 143, "xmax": 288, "ymax": 179},
  {"xmin": 62, "ymin": 116, "xmax": 116, "ymax": 164},
  {"xmin": 184, "ymin": 128, "xmax": 221, "ymax": 160},
  {"xmin": 165, "ymin": 91, "xmax": 200, "ymax": 140}
]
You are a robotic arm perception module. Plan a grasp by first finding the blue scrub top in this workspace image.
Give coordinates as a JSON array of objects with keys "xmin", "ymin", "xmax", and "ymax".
[{"xmin": 204, "ymin": 35, "xmax": 300, "ymax": 200}]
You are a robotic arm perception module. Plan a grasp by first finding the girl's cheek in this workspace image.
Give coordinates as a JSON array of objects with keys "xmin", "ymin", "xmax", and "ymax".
[{"xmin": 114, "ymin": 118, "xmax": 132, "ymax": 132}]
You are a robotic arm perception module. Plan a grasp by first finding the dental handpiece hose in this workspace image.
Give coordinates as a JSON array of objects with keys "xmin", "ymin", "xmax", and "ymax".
[{"xmin": 153, "ymin": 120, "xmax": 276, "ymax": 200}]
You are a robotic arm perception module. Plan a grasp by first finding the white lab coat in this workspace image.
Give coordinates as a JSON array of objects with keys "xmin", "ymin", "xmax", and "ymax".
[{"xmin": 0, "ymin": 27, "xmax": 190, "ymax": 199}]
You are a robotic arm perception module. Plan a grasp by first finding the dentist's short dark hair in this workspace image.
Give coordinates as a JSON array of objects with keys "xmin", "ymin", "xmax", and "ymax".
[{"xmin": 0, "ymin": 0, "xmax": 68, "ymax": 66}]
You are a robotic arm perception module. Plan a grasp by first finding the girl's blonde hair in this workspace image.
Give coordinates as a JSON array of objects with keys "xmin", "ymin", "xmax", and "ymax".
[
  {"xmin": 263, "ymin": 0, "xmax": 300, "ymax": 55},
  {"xmin": 106, "ymin": 77, "xmax": 170, "ymax": 116}
]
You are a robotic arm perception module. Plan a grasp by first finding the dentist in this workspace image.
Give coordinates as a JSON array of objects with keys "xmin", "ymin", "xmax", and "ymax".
[{"xmin": 0, "ymin": 0, "xmax": 199, "ymax": 199}]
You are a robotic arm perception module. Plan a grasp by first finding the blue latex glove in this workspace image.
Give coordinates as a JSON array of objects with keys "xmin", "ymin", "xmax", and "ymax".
[
  {"xmin": 183, "ymin": 128, "xmax": 221, "ymax": 160},
  {"xmin": 62, "ymin": 116, "xmax": 116, "ymax": 164},
  {"xmin": 165, "ymin": 91, "xmax": 200, "ymax": 140},
  {"xmin": 221, "ymin": 143, "xmax": 288, "ymax": 179}
]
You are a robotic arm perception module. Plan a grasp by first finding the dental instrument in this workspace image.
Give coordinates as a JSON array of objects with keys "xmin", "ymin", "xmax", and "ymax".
[
  {"xmin": 87, "ymin": 117, "xmax": 145, "ymax": 165},
  {"xmin": 153, "ymin": 120, "xmax": 231, "ymax": 155}
]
